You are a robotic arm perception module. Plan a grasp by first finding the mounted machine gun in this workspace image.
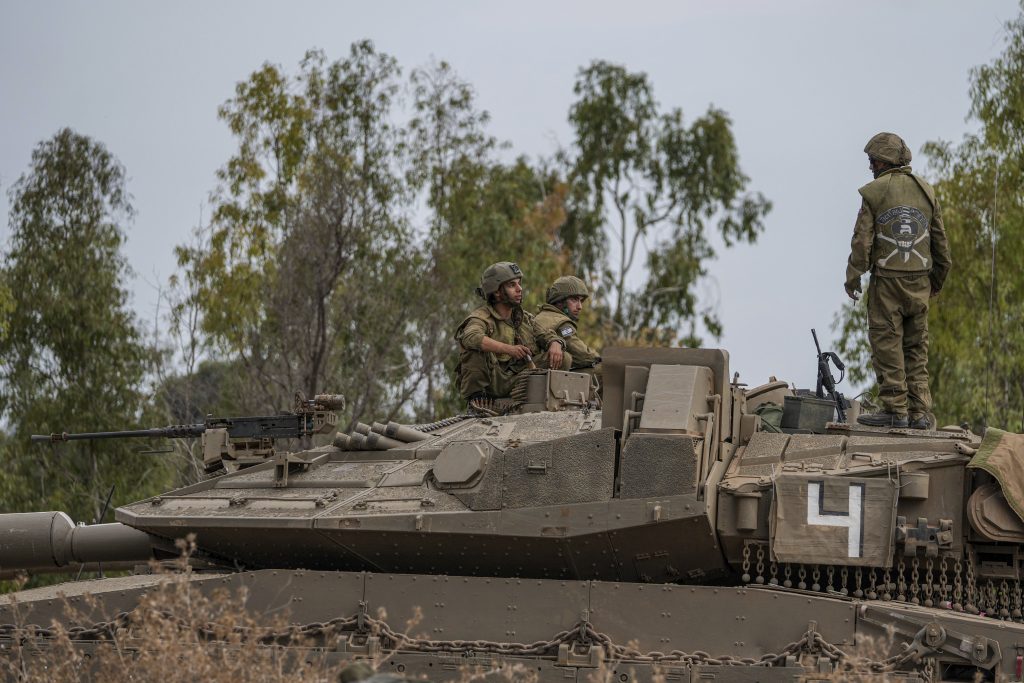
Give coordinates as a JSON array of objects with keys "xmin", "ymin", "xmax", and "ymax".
[{"xmin": 32, "ymin": 392, "xmax": 345, "ymax": 475}]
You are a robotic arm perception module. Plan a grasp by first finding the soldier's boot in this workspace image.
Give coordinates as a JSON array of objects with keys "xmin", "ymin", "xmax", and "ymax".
[
  {"xmin": 857, "ymin": 411, "xmax": 909, "ymax": 428},
  {"xmin": 908, "ymin": 413, "xmax": 933, "ymax": 430}
]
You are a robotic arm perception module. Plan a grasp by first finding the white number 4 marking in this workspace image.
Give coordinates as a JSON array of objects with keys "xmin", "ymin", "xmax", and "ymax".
[{"xmin": 807, "ymin": 481, "xmax": 865, "ymax": 558}]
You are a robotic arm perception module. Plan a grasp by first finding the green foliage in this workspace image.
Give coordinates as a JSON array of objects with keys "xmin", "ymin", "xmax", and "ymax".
[
  {"xmin": 179, "ymin": 49, "xmax": 574, "ymax": 423},
  {"xmin": 182, "ymin": 42, "xmax": 420, "ymax": 424},
  {"xmin": 0, "ymin": 129, "xmax": 171, "ymax": 520},
  {"xmin": 564, "ymin": 60, "xmax": 771, "ymax": 345},
  {"xmin": 935, "ymin": 1, "xmax": 1024, "ymax": 419},
  {"xmin": 0, "ymin": 275, "xmax": 11, "ymax": 347},
  {"xmin": 831, "ymin": 301, "xmax": 872, "ymax": 388},
  {"xmin": 834, "ymin": 6, "xmax": 1024, "ymax": 430}
]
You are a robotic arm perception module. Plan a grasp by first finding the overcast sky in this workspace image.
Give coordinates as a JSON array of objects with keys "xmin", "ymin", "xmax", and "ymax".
[{"xmin": 0, "ymin": 1, "xmax": 1017, "ymax": 399}]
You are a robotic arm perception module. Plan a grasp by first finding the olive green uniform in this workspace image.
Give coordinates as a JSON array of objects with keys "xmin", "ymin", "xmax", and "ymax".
[
  {"xmin": 454, "ymin": 304, "xmax": 566, "ymax": 400},
  {"xmin": 845, "ymin": 166, "xmax": 952, "ymax": 418},
  {"xmin": 534, "ymin": 304, "xmax": 602, "ymax": 384}
]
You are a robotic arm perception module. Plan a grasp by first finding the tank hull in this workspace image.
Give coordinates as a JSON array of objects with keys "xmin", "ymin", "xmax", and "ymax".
[{"xmin": 2, "ymin": 567, "xmax": 1016, "ymax": 681}]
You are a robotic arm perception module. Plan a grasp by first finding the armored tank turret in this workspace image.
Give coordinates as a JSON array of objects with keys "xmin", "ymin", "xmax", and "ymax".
[{"xmin": 3, "ymin": 346, "xmax": 1022, "ymax": 681}]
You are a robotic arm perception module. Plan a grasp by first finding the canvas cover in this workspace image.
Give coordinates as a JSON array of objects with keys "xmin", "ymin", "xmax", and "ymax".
[
  {"xmin": 967, "ymin": 427, "xmax": 1024, "ymax": 524},
  {"xmin": 771, "ymin": 473, "xmax": 898, "ymax": 567}
]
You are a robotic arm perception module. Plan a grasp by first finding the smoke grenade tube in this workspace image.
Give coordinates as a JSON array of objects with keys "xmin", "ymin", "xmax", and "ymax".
[
  {"xmin": 384, "ymin": 422, "xmax": 431, "ymax": 442},
  {"xmin": 365, "ymin": 432, "xmax": 406, "ymax": 450}
]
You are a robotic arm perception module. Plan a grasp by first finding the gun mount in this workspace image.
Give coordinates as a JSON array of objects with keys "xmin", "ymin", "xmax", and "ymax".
[
  {"xmin": 31, "ymin": 392, "xmax": 345, "ymax": 473},
  {"xmin": 4, "ymin": 347, "xmax": 1024, "ymax": 681}
]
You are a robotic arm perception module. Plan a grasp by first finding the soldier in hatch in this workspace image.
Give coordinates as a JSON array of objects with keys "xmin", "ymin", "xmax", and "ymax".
[
  {"xmin": 534, "ymin": 276, "xmax": 602, "ymax": 388},
  {"xmin": 454, "ymin": 262, "xmax": 569, "ymax": 403},
  {"xmin": 845, "ymin": 132, "xmax": 952, "ymax": 430}
]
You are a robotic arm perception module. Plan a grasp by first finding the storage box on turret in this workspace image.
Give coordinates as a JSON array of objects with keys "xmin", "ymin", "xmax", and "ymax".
[{"xmin": 780, "ymin": 395, "xmax": 835, "ymax": 433}]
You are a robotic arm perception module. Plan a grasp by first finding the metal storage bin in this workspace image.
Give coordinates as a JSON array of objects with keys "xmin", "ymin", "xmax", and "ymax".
[{"xmin": 781, "ymin": 395, "xmax": 835, "ymax": 433}]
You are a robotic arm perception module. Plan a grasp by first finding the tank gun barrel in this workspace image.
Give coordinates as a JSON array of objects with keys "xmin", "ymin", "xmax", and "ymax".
[
  {"xmin": 0, "ymin": 512, "xmax": 154, "ymax": 572},
  {"xmin": 31, "ymin": 424, "xmax": 206, "ymax": 443}
]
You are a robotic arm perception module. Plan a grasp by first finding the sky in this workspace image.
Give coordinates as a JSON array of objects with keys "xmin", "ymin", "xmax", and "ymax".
[{"xmin": 0, "ymin": 0, "xmax": 1018, "ymax": 398}]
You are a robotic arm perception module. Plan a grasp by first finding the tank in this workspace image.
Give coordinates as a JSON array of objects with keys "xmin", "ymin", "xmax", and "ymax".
[{"xmin": 2, "ymin": 345, "xmax": 1022, "ymax": 682}]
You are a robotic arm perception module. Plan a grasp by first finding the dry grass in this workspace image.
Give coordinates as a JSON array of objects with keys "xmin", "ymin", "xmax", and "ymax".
[
  {"xmin": 1, "ymin": 542, "xmax": 345, "ymax": 682},
  {"xmin": 0, "ymin": 539, "xmax": 543, "ymax": 683}
]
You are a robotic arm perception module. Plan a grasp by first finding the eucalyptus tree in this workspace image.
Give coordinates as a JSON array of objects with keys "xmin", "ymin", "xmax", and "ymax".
[
  {"xmin": 185, "ymin": 42, "xmax": 421, "ymax": 422},
  {"xmin": 565, "ymin": 61, "xmax": 771, "ymax": 345},
  {"xmin": 0, "ymin": 129, "xmax": 167, "ymax": 520}
]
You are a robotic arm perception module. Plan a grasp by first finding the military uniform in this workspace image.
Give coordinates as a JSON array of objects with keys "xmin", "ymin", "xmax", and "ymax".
[
  {"xmin": 846, "ymin": 133, "xmax": 952, "ymax": 425},
  {"xmin": 534, "ymin": 304, "xmax": 602, "ymax": 379},
  {"xmin": 455, "ymin": 304, "xmax": 564, "ymax": 400}
]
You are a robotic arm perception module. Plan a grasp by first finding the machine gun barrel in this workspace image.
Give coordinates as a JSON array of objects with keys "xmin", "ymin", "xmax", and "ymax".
[
  {"xmin": 31, "ymin": 424, "xmax": 206, "ymax": 443},
  {"xmin": 30, "ymin": 393, "xmax": 344, "ymax": 452}
]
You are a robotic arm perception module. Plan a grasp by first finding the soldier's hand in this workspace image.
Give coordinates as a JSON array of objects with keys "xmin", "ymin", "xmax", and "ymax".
[
  {"xmin": 547, "ymin": 341, "xmax": 564, "ymax": 369},
  {"xmin": 930, "ymin": 287, "xmax": 939, "ymax": 299},
  {"xmin": 844, "ymin": 284, "xmax": 860, "ymax": 302},
  {"xmin": 506, "ymin": 344, "xmax": 533, "ymax": 360}
]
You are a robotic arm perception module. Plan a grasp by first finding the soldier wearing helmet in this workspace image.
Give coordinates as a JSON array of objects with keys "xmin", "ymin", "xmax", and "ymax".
[
  {"xmin": 846, "ymin": 132, "xmax": 952, "ymax": 430},
  {"xmin": 534, "ymin": 276, "xmax": 602, "ymax": 387},
  {"xmin": 454, "ymin": 262, "xmax": 570, "ymax": 402}
]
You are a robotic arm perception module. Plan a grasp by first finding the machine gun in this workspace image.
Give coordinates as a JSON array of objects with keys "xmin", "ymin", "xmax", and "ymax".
[
  {"xmin": 811, "ymin": 329, "xmax": 847, "ymax": 423},
  {"xmin": 32, "ymin": 392, "xmax": 345, "ymax": 474}
]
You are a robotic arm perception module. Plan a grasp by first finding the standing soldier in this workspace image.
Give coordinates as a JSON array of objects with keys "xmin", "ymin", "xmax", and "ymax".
[
  {"xmin": 454, "ymin": 262, "xmax": 569, "ymax": 403},
  {"xmin": 845, "ymin": 132, "xmax": 952, "ymax": 429},
  {"xmin": 535, "ymin": 276, "xmax": 602, "ymax": 387}
]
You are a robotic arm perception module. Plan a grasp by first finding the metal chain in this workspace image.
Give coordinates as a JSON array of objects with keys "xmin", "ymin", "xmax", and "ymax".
[
  {"xmin": 896, "ymin": 557, "xmax": 907, "ymax": 602},
  {"xmin": 0, "ymin": 611, "xmax": 921, "ymax": 674},
  {"xmin": 965, "ymin": 552, "xmax": 979, "ymax": 614},
  {"xmin": 755, "ymin": 545, "xmax": 766, "ymax": 585},
  {"xmin": 953, "ymin": 556, "xmax": 964, "ymax": 611},
  {"xmin": 922, "ymin": 558, "xmax": 934, "ymax": 607},
  {"xmin": 924, "ymin": 657, "xmax": 936, "ymax": 683},
  {"xmin": 938, "ymin": 558, "xmax": 949, "ymax": 608},
  {"xmin": 910, "ymin": 557, "xmax": 920, "ymax": 605}
]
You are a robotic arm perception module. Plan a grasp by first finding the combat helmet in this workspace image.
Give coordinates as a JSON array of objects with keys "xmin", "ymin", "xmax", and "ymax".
[
  {"xmin": 546, "ymin": 276, "xmax": 590, "ymax": 305},
  {"xmin": 864, "ymin": 132, "xmax": 912, "ymax": 166},
  {"xmin": 476, "ymin": 261, "xmax": 523, "ymax": 300}
]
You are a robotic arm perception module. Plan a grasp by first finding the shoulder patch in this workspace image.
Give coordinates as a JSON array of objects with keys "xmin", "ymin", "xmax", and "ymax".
[{"xmin": 560, "ymin": 326, "xmax": 575, "ymax": 338}]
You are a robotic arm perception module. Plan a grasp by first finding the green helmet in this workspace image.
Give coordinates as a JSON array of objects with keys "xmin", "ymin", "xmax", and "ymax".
[
  {"xmin": 476, "ymin": 261, "xmax": 523, "ymax": 300},
  {"xmin": 864, "ymin": 132, "xmax": 912, "ymax": 166},
  {"xmin": 546, "ymin": 275, "xmax": 590, "ymax": 305}
]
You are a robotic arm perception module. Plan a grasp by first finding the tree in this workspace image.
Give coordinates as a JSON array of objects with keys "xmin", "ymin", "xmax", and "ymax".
[
  {"xmin": 183, "ymin": 43, "xmax": 423, "ymax": 423},
  {"xmin": 0, "ymin": 129, "xmax": 169, "ymax": 521},
  {"xmin": 564, "ymin": 61, "xmax": 771, "ymax": 345},
  {"xmin": 834, "ymin": 6, "xmax": 1024, "ymax": 431}
]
